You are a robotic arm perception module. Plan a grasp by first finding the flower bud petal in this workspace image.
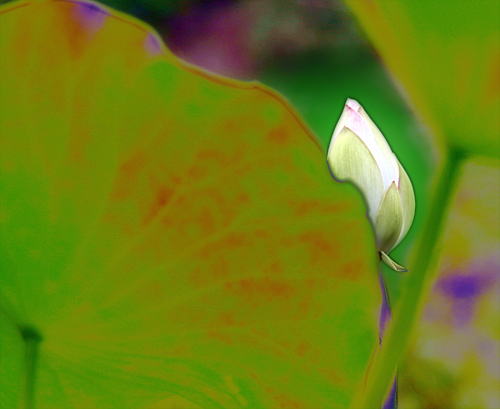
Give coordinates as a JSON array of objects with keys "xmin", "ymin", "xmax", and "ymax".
[
  {"xmin": 328, "ymin": 99, "xmax": 416, "ymax": 254},
  {"xmin": 332, "ymin": 100, "xmax": 399, "ymax": 191},
  {"xmin": 393, "ymin": 159, "xmax": 416, "ymax": 249},
  {"xmin": 357, "ymin": 105, "xmax": 400, "ymax": 188},
  {"xmin": 374, "ymin": 181, "xmax": 403, "ymax": 253},
  {"xmin": 327, "ymin": 126, "xmax": 384, "ymax": 222}
]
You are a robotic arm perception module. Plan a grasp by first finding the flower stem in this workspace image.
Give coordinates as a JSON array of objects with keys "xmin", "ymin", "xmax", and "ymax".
[
  {"xmin": 378, "ymin": 267, "xmax": 397, "ymax": 409},
  {"xmin": 360, "ymin": 147, "xmax": 466, "ymax": 408}
]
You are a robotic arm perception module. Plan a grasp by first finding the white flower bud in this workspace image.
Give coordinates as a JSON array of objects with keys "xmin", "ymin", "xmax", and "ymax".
[{"xmin": 327, "ymin": 99, "xmax": 415, "ymax": 257}]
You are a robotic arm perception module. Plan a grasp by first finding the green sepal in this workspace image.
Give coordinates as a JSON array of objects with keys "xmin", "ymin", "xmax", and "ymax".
[
  {"xmin": 394, "ymin": 159, "xmax": 416, "ymax": 248},
  {"xmin": 374, "ymin": 181, "xmax": 403, "ymax": 253},
  {"xmin": 380, "ymin": 251, "xmax": 408, "ymax": 273}
]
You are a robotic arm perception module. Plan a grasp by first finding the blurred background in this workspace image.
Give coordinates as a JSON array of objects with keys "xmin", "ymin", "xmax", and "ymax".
[{"xmin": 4, "ymin": 0, "xmax": 497, "ymax": 407}]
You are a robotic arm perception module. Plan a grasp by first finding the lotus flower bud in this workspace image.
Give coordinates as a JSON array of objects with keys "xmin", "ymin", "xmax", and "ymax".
[{"xmin": 327, "ymin": 99, "xmax": 415, "ymax": 264}]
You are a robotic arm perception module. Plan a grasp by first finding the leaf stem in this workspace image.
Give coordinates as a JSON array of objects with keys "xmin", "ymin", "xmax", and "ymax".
[
  {"xmin": 361, "ymin": 147, "xmax": 466, "ymax": 408},
  {"xmin": 21, "ymin": 325, "xmax": 43, "ymax": 409}
]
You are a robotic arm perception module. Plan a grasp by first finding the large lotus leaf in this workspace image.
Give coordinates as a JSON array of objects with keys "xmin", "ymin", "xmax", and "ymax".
[
  {"xmin": 0, "ymin": 1, "xmax": 380, "ymax": 408},
  {"xmin": 399, "ymin": 159, "xmax": 500, "ymax": 409},
  {"xmin": 343, "ymin": 0, "xmax": 500, "ymax": 158}
]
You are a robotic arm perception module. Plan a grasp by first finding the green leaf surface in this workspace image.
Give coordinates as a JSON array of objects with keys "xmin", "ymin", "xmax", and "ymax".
[
  {"xmin": 0, "ymin": 1, "xmax": 380, "ymax": 407},
  {"xmin": 0, "ymin": 308, "xmax": 24, "ymax": 409},
  {"xmin": 343, "ymin": 0, "xmax": 500, "ymax": 158}
]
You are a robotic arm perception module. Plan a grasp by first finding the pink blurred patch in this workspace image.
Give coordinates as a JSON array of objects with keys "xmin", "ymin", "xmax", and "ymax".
[
  {"xmin": 144, "ymin": 33, "xmax": 164, "ymax": 57},
  {"xmin": 166, "ymin": 3, "xmax": 257, "ymax": 79},
  {"xmin": 72, "ymin": 1, "xmax": 108, "ymax": 35}
]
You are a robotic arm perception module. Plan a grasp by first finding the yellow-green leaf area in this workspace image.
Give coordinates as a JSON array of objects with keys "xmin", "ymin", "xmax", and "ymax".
[
  {"xmin": 400, "ymin": 159, "xmax": 500, "ymax": 408},
  {"xmin": 344, "ymin": 0, "xmax": 500, "ymax": 158},
  {"xmin": 0, "ymin": 1, "xmax": 379, "ymax": 408}
]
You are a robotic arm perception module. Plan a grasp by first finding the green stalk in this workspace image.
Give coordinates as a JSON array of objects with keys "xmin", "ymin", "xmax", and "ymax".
[
  {"xmin": 361, "ymin": 147, "xmax": 466, "ymax": 408},
  {"xmin": 21, "ymin": 325, "xmax": 43, "ymax": 409}
]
